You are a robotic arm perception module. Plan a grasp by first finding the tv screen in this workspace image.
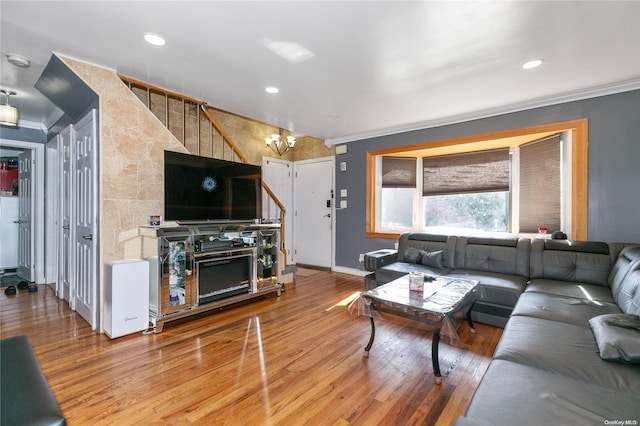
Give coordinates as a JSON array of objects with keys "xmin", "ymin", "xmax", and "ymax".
[{"xmin": 164, "ymin": 151, "xmax": 262, "ymax": 222}]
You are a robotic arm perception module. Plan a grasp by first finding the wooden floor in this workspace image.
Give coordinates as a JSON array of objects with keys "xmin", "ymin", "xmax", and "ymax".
[{"xmin": 0, "ymin": 272, "xmax": 502, "ymax": 425}]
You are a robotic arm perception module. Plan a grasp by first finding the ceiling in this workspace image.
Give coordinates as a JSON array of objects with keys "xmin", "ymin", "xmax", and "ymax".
[{"xmin": 1, "ymin": 1, "xmax": 639, "ymax": 144}]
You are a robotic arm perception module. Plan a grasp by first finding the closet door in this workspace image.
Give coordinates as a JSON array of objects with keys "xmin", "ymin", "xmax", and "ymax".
[
  {"xmin": 17, "ymin": 150, "xmax": 33, "ymax": 281},
  {"xmin": 59, "ymin": 125, "xmax": 73, "ymax": 302},
  {"xmin": 72, "ymin": 109, "xmax": 99, "ymax": 330}
]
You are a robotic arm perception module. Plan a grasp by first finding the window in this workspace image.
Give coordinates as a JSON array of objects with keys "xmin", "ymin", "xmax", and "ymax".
[
  {"xmin": 380, "ymin": 157, "xmax": 416, "ymax": 230},
  {"xmin": 422, "ymin": 149, "xmax": 510, "ymax": 233},
  {"xmin": 366, "ymin": 119, "xmax": 588, "ymax": 239}
]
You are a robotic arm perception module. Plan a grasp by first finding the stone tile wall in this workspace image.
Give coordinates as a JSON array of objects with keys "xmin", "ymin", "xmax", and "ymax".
[{"xmin": 58, "ymin": 54, "xmax": 334, "ymax": 321}]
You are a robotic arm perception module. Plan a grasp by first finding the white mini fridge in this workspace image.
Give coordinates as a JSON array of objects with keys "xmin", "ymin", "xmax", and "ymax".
[{"xmin": 105, "ymin": 259, "xmax": 150, "ymax": 338}]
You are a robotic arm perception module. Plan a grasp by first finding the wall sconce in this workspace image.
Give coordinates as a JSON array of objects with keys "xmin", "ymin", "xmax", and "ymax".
[
  {"xmin": 0, "ymin": 89, "xmax": 19, "ymax": 127},
  {"xmin": 265, "ymin": 128, "xmax": 295, "ymax": 156}
]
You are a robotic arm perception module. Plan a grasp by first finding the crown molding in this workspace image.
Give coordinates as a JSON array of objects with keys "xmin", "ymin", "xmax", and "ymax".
[
  {"xmin": 326, "ymin": 78, "xmax": 640, "ymax": 146},
  {"xmin": 13, "ymin": 119, "xmax": 45, "ymax": 131}
]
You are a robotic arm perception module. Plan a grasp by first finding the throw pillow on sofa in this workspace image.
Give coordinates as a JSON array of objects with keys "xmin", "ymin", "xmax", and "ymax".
[
  {"xmin": 589, "ymin": 313, "xmax": 640, "ymax": 363},
  {"xmin": 403, "ymin": 247, "xmax": 444, "ymax": 268},
  {"xmin": 404, "ymin": 246, "xmax": 422, "ymax": 263},
  {"xmin": 419, "ymin": 250, "xmax": 444, "ymax": 268}
]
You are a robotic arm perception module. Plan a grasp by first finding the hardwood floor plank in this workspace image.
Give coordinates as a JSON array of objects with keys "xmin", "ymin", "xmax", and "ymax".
[{"xmin": 0, "ymin": 273, "xmax": 502, "ymax": 425}]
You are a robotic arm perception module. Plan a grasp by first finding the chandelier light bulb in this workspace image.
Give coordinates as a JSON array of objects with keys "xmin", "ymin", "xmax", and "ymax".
[{"xmin": 265, "ymin": 128, "xmax": 296, "ymax": 156}]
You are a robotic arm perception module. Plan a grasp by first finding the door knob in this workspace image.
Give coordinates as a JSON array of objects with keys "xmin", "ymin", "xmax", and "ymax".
[
  {"xmin": 13, "ymin": 220, "xmax": 23, "ymax": 224},
  {"xmin": 323, "ymin": 213, "xmax": 331, "ymax": 218},
  {"xmin": 63, "ymin": 225, "xmax": 70, "ymax": 230},
  {"xmin": 82, "ymin": 234, "xmax": 93, "ymax": 240}
]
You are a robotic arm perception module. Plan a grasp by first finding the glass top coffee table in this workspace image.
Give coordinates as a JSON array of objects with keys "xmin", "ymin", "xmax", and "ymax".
[{"xmin": 357, "ymin": 274, "xmax": 478, "ymax": 384}]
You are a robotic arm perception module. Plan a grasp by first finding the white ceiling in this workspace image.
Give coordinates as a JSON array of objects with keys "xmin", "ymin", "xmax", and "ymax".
[{"xmin": 1, "ymin": 1, "xmax": 639, "ymax": 144}]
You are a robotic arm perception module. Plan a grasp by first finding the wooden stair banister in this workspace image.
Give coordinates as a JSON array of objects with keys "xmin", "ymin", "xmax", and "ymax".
[
  {"xmin": 119, "ymin": 74, "xmax": 288, "ymax": 266},
  {"xmin": 198, "ymin": 104, "xmax": 249, "ymax": 164}
]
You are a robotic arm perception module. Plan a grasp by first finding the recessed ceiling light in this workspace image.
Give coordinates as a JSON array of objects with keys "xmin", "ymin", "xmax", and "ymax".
[
  {"xmin": 265, "ymin": 87, "xmax": 279, "ymax": 94},
  {"xmin": 6, "ymin": 53, "xmax": 31, "ymax": 68},
  {"xmin": 144, "ymin": 33, "xmax": 166, "ymax": 46},
  {"xmin": 523, "ymin": 59, "xmax": 544, "ymax": 70}
]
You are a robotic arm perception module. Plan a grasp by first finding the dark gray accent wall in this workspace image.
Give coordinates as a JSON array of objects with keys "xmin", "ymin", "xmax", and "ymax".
[
  {"xmin": 335, "ymin": 90, "xmax": 640, "ymax": 269},
  {"xmin": 35, "ymin": 55, "xmax": 98, "ymax": 124},
  {"xmin": 0, "ymin": 126, "xmax": 47, "ymax": 143}
]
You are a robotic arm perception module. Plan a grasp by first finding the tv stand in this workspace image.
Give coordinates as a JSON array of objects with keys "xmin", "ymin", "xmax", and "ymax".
[{"xmin": 140, "ymin": 222, "xmax": 282, "ymax": 332}]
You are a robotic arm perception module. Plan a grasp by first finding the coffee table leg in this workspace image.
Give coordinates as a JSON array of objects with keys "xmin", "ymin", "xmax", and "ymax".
[
  {"xmin": 363, "ymin": 315, "xmax": 376, "ymax": 358},
  {"xmin": 432, "ymin": 328, "xmax": 442, "ymax": 384},
  {"xmin": 466, "ymin": 304, "xmax": 476, "ymax": 333}
]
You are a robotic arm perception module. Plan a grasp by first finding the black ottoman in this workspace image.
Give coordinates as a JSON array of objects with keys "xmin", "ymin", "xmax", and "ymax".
[{"xmin": 0, "ymin": 335, "xmax": 66, "ymax": 426}]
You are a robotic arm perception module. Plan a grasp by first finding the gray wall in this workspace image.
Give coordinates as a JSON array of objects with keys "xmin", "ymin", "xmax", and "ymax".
[
  {"xmin": 0, "ymin": 126, "xmax": 47, "ymax": 143},
  {"xmin": 335, "ymin": 89, "xmax": 640, "ymax": 269}
]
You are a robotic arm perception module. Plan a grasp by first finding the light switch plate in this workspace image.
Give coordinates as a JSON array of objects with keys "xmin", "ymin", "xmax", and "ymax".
[
  {"xmin": 340, "ymin": 161, "xmax": 347, "ymax": 171},
  {"xmin": 340, "ymin": 189, "xmax": 347, "ymax": 197}
]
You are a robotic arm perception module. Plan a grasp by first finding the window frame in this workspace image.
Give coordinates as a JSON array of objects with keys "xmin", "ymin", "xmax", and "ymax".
[{"xmin": 366, "ymin": 119, "xmax": 588, "ymax": 240}]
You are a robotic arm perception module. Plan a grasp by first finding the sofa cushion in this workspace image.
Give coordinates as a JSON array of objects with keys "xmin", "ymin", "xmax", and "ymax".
[
  {"xmin": 615, "ymin": 268, "xmax": 640, "ymax": 316},
  {"xmin": 460, "ymin": 359, "xmax": 640, "ymax": 426},
  {"xmin": 589, "ymin": 313, "xmax": 640, "ymax": 363},
  {"xmin": 529, "ymin": 239, "xmax": 612, "ymax": 286},
  {"xmin": 454, "ymin": 236, "xmax": 530, "ymax": 278},
  {"xmin": 447, "ymin": 270, "xmax": 527, "ymax": 308},
  {"xmin": 609, "ymin": 245, "xmax": 640, "ymax": 296},
  {"xmin": 493, "ymin": 316, "xmax": 640, "ymax": 393},
  {"xmin": 511, "ymin": 291, "xmax": 621, "ymax": 326},
  {"xmin": 525, "ymin": 278, "xmax": 616, "ymax": 303}
]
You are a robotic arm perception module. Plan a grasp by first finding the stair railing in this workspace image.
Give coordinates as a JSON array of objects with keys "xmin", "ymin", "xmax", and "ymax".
[{"xmin": 119, "ymin": 75, "xmax": 287, "ymax": 265}]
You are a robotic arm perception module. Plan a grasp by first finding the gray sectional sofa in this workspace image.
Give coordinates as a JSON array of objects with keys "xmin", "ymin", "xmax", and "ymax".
[
  {"xmin": 366, "ymin": 232, "xmax": 534, "ymax": 327},
  {"xmin": 365, "ymin": 232, "xmax": 640, "ymax": 425}
]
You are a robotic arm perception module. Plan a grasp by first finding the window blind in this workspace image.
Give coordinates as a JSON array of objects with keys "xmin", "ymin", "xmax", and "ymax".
[
  {"xmin": 422, "ymin": 149, "xmax": 510, "ymax": 196},
  {"xmin": 519, "ymin": 135, "xmax": 561, "ymax": 233},
  {"xmin": 381, "ymin": 157, "xmax": 416, "ymax": 188}
]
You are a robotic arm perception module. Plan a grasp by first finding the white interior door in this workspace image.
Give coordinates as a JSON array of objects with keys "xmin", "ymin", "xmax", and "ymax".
[
  {"xmin": 0, "ymin": 196, "xmax": 19, "ymax": 269},
  {"xmin": 73, "ymin": 110, "xmax": 99, "ymax": 330},
  {"xmin": 45, "ymin": 136, "xmax": 59, "ymax": 287},
  {"xmin": 262, "ymin": 157, "xmax": 293, "ymax": 264},
  {"xmin": 17, "ymin": 150, "xmax": 33, "ymax": 281},
  {"xmin": 293, "ymin": 158, "xmax": 333, "ymax": 268},
  {"xmin": 59, "ymin": 125, "xmax": 73, "ymax": 302}
]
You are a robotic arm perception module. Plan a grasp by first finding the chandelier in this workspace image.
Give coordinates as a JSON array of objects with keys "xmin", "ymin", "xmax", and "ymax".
[
  {"xmin": 0, "ymin": 89, "xmax": 18, "ymax": 127},
  {"xmin": 265, "ymin": 128, "xmax": 295, "ymax": 156}
]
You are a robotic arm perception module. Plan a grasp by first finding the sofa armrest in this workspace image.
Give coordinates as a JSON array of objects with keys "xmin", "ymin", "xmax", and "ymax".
[{"xmin": 364, "ymin": 249, "xmax": 398, "ymax": 272}]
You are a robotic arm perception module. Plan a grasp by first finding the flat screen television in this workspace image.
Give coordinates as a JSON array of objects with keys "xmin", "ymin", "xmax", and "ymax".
[{"xmin": 164, "ymin": 151, "xmax": 262, "ymax": 222}]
